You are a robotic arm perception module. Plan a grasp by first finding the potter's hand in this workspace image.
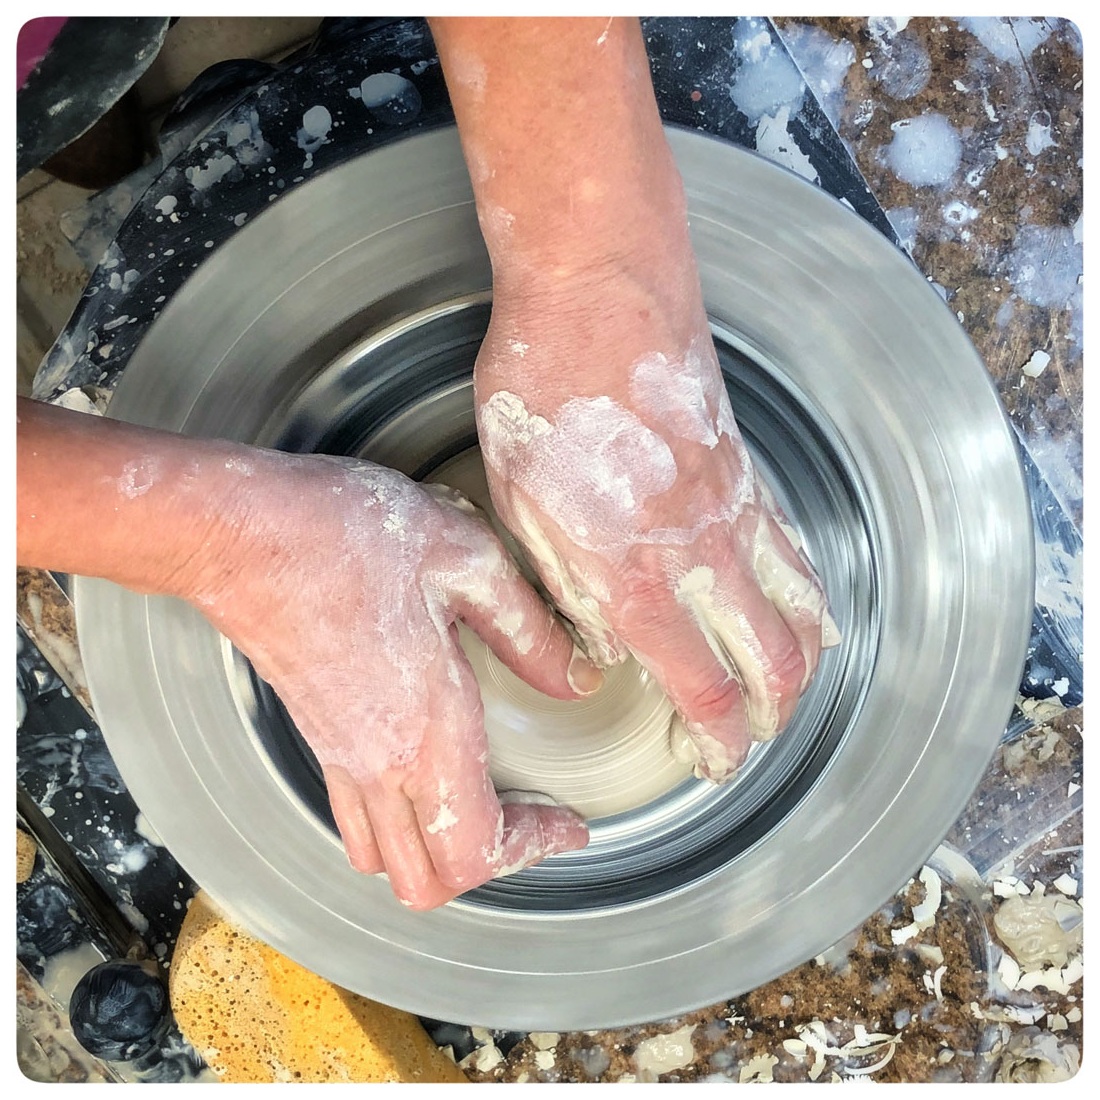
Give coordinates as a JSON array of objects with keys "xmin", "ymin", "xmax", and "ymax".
[
  {"xmin": 16, "ymin": 398, "xmax": 595, "ymax": 911},
  {"xmin": 474, "ymin": 295, "xmax": 837, "ymax": 780},
  {"xmin": 430, "ymin": 17, "xmax": 837, "ymax": 781},
  {"xmin": 192, "ymin": 452, "xmax": 596, "ymax": 907}
]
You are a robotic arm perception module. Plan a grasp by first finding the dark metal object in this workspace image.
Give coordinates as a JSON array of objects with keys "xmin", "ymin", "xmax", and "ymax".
[
  {"xmin": 16, "ymin": 17, "xmax": 170, "ymax": 180},
  {"xmin": 17, "ymin": 786, "xmax": 145, "ymax": 961}
]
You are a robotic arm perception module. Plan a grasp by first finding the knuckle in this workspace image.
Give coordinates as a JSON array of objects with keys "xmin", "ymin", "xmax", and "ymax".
[{"xmin": 683, "ymin": 672, "xmax": 744, "ymax": 723}]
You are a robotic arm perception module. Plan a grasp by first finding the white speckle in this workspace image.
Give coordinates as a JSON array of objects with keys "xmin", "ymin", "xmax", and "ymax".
[
  {"xmin": 867, "ymin": 16, "xmax": 909, "ymax": 38},
  {"xmin": 930, "ymin": 964, "xmax": 947, "ymax": 1000},
  {"xmin": 426, "ymin": 804, "xmax": 458, "ymax": 835},
  {"xmin": 534, "ymin": 1050, "xmax": 555, "ymax": 1070},
  {"xmin": 1052, "ymin": 873, "xmax": 1078, "ymax": 896},
  {"xmin": 460, "ymin": 1043, "xmax": 504, "ymax": 1072},
  {"xmin": 1067, "ymin": 781, "xmax": 1080, "ymax": 797},
  {"xmin": 233, "ymin": 212, "xmax": 248, "ymax": 227},
  {"xmin": 633, "ymin": 1023, "xmax": 696, "ymax": 1082},
  {"xmin": 728, "ymin": 18, "xmax": 805, "ymax": 123},
  {"xmin": 297, "ymin": 104, "xmax": 333, "ymax": 154},
  {"xmin": 118, "ymin": 902, "xmax": 149, "ymax": 935},
  {"xmin": 862, "ymin": 57, "xmax": 873, "ymax": 68},
  {"xmin": 1026, "ymin": 110, "xmax": 1057, "ymax": 157},
  {"xmin": 224, "ymin": 108, "xmax": 271, "ymax": 166},
  {"xmin": 185, "ymin": 152, "xmax": 236, "ymax": 191},
  {"xmin": 953, "ymin": 78, "xmax": 969, "ymax": 92},
  {"xmin": 755, "ymin": 104, "xmax": 818, "ymax": 182},
  {"xmin": 911, "ymin": 865, "xmax": 943, "ymax": 926},
  {"xmin": 154, "ymin": 195, "xmax": 178, "ymax": 215},
  {"xmin": 943, "ymin": 200, "xmax": 978, "ymax": 225},
  {"xmin": 998, "ymin": 952, "xmax": 1022, "ymax": 990},
  {"xmin": 358, "ymin": 72, "xmax": 409, "ymax": 107},
  {"xmin": 740, "ymin": 1052, "xmax": 779, "ymax": 1083},
  {"xmin": 135, "ymin": 812, "xmax": 163, "ymax": 847},
  {"xmin": 1050, "ymin": 675, "xmax": 1069, "ymax": 695},
  {"xmin": 54, "ymin": 388, "xmax": 99, "ymax": 416},
  {"xmin": 119, "ymin": 458, "xmax": 158, "ymax": 498},
  {"xmin": 887, "ymin": 113, "xmax": 962, "ymax": 186}
]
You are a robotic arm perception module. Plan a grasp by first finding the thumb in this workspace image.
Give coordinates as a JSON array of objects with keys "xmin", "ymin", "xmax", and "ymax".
[
  {"xmin": 491, "ymin": 793, "xmax": 590, "ymax": 878},
  {"xmin": 455, "ymin": 557, "xmax": 604, "ymax": 700}
]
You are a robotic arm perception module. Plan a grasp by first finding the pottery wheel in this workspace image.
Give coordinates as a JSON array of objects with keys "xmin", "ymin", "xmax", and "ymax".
[{"xmin": 73, "ymin": 126, "xmax": 1033, "ymax": 1029}]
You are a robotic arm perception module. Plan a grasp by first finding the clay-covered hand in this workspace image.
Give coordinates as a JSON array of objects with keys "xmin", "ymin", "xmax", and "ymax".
[
  {"xmin": 189, "ymin": 450, "xmax": 597, "ymax": 908},
  {"xmin": 430, "ymin": 15, "xmax": 837, "ymax": 782},
  {"xmin": 474, "ymin": 284, "xmax": 839, "ymax": 782}
]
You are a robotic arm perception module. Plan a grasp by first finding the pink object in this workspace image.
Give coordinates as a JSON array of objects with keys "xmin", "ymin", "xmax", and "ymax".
[{"xmin": 17, "ymin": 17, "xmax": 68, "ymax": 89}]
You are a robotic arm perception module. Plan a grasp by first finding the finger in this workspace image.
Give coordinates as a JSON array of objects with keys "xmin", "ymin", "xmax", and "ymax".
[
  {"xmin": 618, "ymin": 585, "xmax": 752, "ymax": 780},
  {"xmin": 368, "ymin": 785, "xmax": 456, "ymax": 910},
  {"xmin": 411, "ymin": 746, "xmax": 506, "ymax": 896},
  {"xmin": 404, "ymin": 645, "xmax": 508, "ymax": 894},
  {"xmin": 491, "ymin": 797, "xmax": 590, "ymax": 878},
  {"xmin": 751, "ymin": 510, "xmax": 826, "ymax": 691},
  {"xmin": 616, "ymin": 559, "xmax": 806, "ymax": 779},
  {"xmin": 323, "ymin": 764, "xmax": 384, "ymax": 875},
  {"xmin": 670, "ymin": 555, "xmax": 807, "ymax": 737},
  {"xmin": 411, "ymin": 649, "xmax": 590, "ymax": 890},
  {"xmin": 408, "ymin": 649, "xmax": 527, "ymax": 890},
  {"xmin": 455, "ymin": 557, "xmax": 604, "ymax": 700}
]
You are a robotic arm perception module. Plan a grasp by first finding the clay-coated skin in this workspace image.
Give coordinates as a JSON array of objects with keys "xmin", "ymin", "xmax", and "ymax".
[
  {"xmin": 17, "ymin": 18, "xmax": 833, "ymax": 914},
  {"xmin": 435, "ymin": 16, "xmax": 834, "ymax": 781},
  {"xmin": 17, "ymin": 399, "xmax": 597, "ymax": 911}
]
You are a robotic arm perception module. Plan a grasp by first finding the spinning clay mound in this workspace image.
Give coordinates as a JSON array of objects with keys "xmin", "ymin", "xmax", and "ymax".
[{"xmin": 169, "ymin": 890, "xmax": 467, "ymax": 1083}]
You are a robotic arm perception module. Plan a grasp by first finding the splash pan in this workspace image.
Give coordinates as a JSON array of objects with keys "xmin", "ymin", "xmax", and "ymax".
[{"xmin": 74, "ymin": 126, "xmax": 1032, "ymax": 1029}]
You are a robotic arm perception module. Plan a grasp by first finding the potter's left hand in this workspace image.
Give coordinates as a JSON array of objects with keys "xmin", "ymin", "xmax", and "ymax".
[{"xmin": 474, "ymin": 278, "xmax": 838, "ymax": 781}]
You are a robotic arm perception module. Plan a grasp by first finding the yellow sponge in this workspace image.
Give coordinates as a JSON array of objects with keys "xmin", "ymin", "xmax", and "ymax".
[{"xmin": 169, "ymin": 890, "xmax": 468, "ymax": 1083}]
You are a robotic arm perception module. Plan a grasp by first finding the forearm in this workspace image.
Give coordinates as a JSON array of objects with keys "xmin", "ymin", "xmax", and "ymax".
[
  {"xmin": 430, "ymin": 17, "xmax": 698, "ymax": 307},
  {"xmin": 16, "ymin": 397, "xmax": 242, "ymax": 600}
]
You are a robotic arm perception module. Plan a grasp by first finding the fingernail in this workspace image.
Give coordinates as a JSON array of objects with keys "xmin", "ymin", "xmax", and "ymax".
[{"xmin": 567, "ymin": 645, "xmax": 604, "ymax": 696}]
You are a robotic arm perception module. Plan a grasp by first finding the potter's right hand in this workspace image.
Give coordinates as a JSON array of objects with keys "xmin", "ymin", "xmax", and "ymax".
[
  {"xmin": 186, "ymin": 449, "xmax": 598, "ymax": 908},
  {"xmin": 17, "ymin": 396, "xmax": 595, "ymax": 912}
]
